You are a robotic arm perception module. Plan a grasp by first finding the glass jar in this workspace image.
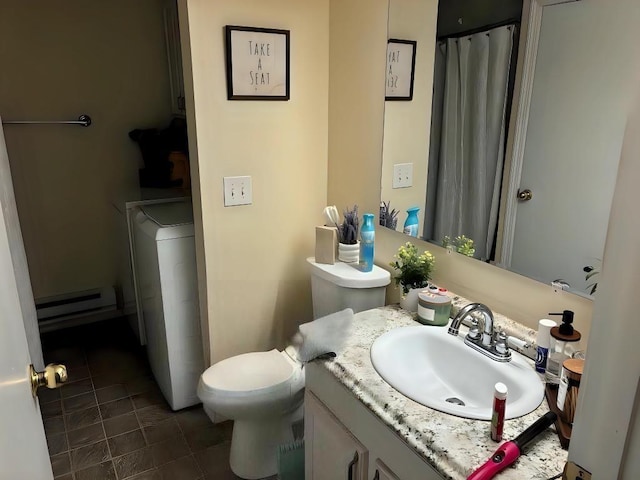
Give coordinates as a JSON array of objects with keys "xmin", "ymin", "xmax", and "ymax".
[{"xmin": 417, "ymin": 292, "xmax": 451, "ymax": 326}]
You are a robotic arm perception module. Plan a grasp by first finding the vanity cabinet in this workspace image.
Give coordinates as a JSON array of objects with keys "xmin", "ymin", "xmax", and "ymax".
[
  {"xmin": 372, "ymin": 460, "xmax": 400, "ymax": 480},
  {"xmin": 305, "ymin": 363, "xmax": 444, "ymax": 480},
  {"xmin": 305, "ymin": 392, "xmax": 368, "ymax": 480}
]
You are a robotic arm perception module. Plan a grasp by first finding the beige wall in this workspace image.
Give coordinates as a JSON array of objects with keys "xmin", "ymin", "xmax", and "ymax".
[
  {"xmin": 182, "ymin": 0, "xmax": 329, "ymax": 363},
  {"xmin": 328, "ymin": 0, "xmax": 389, "ymax": 216},
  {"xmin": 327, "ymin": 0, "xmax": 594, "ymax": 347},
  {"xmin": 380, "ymin": 0, "xmax": 438, "ymax": 235},
  {"xmin": 0, "ymin": 1, "xmax": 172, "ymax": 299}
]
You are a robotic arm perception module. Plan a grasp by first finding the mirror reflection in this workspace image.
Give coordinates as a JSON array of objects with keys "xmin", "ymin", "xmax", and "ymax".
[{"xmin": 381, "ymin": 0, "xmax": 637, "ymax": 296}]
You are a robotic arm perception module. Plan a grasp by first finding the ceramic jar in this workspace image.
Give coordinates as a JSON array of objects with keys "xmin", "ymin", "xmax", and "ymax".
[
  {"xmin": 338, "ymin": 242, "xmax": 360, "ymax": 263},
  {"xmin": 399, "ymin": 287, "xmax": 423, "ymax": 312}
]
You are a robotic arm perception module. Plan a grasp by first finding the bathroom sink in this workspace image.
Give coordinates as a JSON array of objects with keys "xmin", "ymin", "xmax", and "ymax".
[{"xmin": 370, "ymin": 325, "xmax": 543, "ymax": 420}]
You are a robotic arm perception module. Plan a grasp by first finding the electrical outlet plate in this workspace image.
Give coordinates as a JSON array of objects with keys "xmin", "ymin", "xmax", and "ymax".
[
  {"xmin": 223, "ymin": 176, "xmax": 252, "ymax": 206},
  {"xmin": 564, "ymin": 462, "xmax": 592, "ymax": 480},
  {"xmin": 392, "ymin": 163, "xmax": 413, "ymax": 189}
]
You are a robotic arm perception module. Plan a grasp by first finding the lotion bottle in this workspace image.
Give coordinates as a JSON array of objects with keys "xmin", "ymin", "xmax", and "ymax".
[
  {"xmin": 535, "ymin": 319, "xmax": 556, "ymax": 374},
  {"xmin": 491, "ymin": 382, "xmax": 508, "ymax": 442},
  {"xmin": 545, "ymin": 310, "xmax": 581, "ymax": 385}
]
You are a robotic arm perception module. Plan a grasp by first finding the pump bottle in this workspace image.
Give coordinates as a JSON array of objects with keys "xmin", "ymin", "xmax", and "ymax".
[{"xmin": 545, "ymin": 310, "xmax": 581, "ymax": 385}]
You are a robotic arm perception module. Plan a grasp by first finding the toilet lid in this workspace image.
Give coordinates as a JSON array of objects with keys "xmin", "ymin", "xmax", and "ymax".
[{"xmin": 201, "ymin": 349, "xmax": 294, "ymax": 393}]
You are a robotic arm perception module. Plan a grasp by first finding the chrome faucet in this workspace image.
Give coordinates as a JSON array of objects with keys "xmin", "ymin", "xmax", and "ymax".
[{"xmin": 448, "ymin": 303, "xmax": 511, "ymax": 362}]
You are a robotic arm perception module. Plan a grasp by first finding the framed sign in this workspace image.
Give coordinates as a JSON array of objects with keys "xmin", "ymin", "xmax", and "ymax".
[
  {"xmin": 385, "ymin": 39, "xmax": 417, "ymax": 101},
  {"xmin": 225, "ymin": 25, "xmax": 290, "ymax": 100}
]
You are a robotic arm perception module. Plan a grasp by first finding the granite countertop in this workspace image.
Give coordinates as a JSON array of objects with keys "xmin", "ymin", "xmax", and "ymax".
[{"xmin": 316, "ymin": 298, "xmax": 566, "ymax": 480}]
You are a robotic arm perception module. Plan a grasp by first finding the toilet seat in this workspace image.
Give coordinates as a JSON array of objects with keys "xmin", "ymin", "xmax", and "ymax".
[
  {"xmin": 198, "ymin": 349, "xmax": 304, "ymax": 414},
  {"xmin": 202, "ymin": 349, "xmax": 293, "ymax": 391}
]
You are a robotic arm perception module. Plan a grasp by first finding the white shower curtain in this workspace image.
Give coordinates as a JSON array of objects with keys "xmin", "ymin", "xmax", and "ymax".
[{"xmin": 425, "ymin": 25, "xmax": 514, "ymax": 260}]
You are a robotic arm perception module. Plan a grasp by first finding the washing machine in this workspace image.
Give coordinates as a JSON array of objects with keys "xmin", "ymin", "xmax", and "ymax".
[{"xmin": 131, "ymin": 200, "xmax": 203, "ymax": 410}]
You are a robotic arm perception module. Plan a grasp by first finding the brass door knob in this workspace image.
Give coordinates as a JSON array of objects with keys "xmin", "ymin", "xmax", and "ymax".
[
  {"xmin": 517, "ymin": 189, "xmax": 533, "ymax": 201},
  {"xmin": 29, "ymin": 363, "xmax": 68, "ymax": 398}
]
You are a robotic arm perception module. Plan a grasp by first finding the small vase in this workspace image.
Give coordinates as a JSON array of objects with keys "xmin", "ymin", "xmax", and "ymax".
[
  {"xmin": 399, "ymin": 287, "xmax": 423, "ymax": 312},
  {"xmin": 338, "ymin": 242, "xmax": 360, "ymax": 263}
]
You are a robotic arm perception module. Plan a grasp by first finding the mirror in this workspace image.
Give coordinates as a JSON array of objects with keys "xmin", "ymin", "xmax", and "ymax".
[{"xmin": 380, "ymin": 0, "xmax": 637, "ymax": 297}]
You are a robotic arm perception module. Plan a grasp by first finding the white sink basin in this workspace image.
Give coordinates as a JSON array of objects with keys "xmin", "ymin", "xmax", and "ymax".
[{"xmin": 370, "ymin": 325, "xmax": 543, "ymax": 420}]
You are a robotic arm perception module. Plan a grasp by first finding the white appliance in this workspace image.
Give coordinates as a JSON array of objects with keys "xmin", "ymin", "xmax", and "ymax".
[{"xmin": 132, "ymin": 201, "xmax": 203, "ymax": 410}]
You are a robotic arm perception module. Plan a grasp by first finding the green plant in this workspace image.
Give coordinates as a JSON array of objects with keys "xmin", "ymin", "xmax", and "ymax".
[
  {"xmin": 442, "ymin": 235, "xmax": 476, "ymax": 257},
  {"xmin": 389, "ymin": 242, "xmax": 435, "ymax": 294},
  {"xmin": 338, "ymin": 205, "xmax": 359, "ymax": 244},
  {"xmin": 379, "ymin": 201, "xmax": 399, "ymax": 230}
]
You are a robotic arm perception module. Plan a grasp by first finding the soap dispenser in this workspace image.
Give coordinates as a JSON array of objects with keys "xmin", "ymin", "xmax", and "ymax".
[{"xmin": 545, "ymin": 310, "xmax": 581, "ymax": 386}]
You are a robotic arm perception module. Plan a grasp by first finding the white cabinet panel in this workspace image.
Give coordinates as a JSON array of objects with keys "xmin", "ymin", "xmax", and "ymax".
[
  {"xmin": 306, "ymin": 363, "xmax": 444, "ymax": 480},
  {"xmin": 372, "ymin": 459, "xmax": 400, "ymax": 480},
  {"xmin": 305, "ymin": 391, "xmax": 368, "ymax": 480}
]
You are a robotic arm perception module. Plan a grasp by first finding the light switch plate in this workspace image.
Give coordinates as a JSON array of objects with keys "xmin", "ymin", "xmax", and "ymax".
[
  {"xmin": 393, "ymin": 163, "xmax": 413, "ymax": 189},
  {"xmin": 223, "ymin": 176, "xmax": 252, "ymax": 206}
]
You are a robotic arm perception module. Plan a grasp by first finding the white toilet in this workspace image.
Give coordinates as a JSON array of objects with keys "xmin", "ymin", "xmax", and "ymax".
[
  {"xmin": 306, "ymin": 257, "xmax": 391, "ymax": 319},
  {"xmin": 197, "ymin": 258, "xmax": 390, "ymax": 479}
]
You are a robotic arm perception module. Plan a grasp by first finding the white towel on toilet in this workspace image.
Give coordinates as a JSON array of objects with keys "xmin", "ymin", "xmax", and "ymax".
[{"xmin": 294, "ymin": 308, "xmax": 354, "ymax": 362}]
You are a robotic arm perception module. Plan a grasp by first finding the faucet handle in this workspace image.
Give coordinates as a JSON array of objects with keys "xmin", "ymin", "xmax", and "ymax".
[
  {"xmin": 495, "ymin": 330, "xmax": 509, "ymax": 355},
  {"xmin": 467, "ymin": 318, "xmax": 482, "ymax": 341}
]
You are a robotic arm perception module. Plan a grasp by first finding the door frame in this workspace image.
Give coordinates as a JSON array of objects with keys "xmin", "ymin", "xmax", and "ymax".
[{"xmin": 496, "ymin": 0, "xmax": 580, "ymax": 268}]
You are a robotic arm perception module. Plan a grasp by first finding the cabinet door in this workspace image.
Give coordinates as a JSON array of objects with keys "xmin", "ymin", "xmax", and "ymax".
[
  {"xmin": 305, "ymin": 392, "xmax": 368, "ymax": 480},
  {"xmin": 372, "ymin": 459, "xmax": 400, "ymax": 480}
]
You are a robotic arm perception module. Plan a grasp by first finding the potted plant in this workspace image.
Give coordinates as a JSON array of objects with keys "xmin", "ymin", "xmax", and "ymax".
[
  {"xmin": 325, "ymin": 205, "xmax": 360, "ymax": 263},
  {"xmin": 379, "ymin": 201, "xmax": 399, "ymax": 230},
  {"xmin": 389, "ymin": 242, "xmax": 435, "ymax": 312},
  {"xmin": 442, "ymin": 235, "xmax": 476, "ymax": 257}
]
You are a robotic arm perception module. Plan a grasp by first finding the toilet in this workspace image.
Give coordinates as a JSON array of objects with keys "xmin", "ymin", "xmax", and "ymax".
[
  {"xmin": 197, "ymin": 258, "xmax": 390, "ymax": 479},
  {"xmin": 197, "ymin": 346, "xmax": 304, "ymax": 479},
  {"xmin": 306, "ymin": 257, "xmax": 391, "ymax": 319}
]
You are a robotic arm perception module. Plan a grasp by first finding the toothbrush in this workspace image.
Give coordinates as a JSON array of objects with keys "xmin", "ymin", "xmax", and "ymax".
[{"xmin": 467, "ymin": 411, "xmax": 557, "ymax": 480}]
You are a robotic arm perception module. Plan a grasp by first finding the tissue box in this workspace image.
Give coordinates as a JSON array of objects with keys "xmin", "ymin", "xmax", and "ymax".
[{"xmin": 315, "ymin": 226, "xmax": 337, "ymax": 264}]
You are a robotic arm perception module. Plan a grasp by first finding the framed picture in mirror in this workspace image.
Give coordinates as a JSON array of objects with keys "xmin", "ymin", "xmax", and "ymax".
[
  {"xmin": 385, "ymin": 39, "xmax": 417, "ymax": 101},
  {"xmin": 224, "ymin": 25, "xmax": 290, "ymax": 101}
]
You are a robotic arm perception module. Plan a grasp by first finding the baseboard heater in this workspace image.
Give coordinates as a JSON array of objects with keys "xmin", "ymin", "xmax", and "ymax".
[{"xmin": 36, "ymin": 287, "xmax": 119, "ymax": 332}]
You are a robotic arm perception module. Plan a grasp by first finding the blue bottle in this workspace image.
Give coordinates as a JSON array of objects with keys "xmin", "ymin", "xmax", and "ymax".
[
  {"xmin": 403, "ymin": 207, "xmax": 420, "ymax": 237},
  {"xmin": 360, "ymin": 213, "xmax": 375, "ymax": 272}
]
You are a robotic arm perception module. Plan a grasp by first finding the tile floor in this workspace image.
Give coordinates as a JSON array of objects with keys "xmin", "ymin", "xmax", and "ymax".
[{"xmin": 39, "ymin": 317, "xmax": 276, "ymax": 480}]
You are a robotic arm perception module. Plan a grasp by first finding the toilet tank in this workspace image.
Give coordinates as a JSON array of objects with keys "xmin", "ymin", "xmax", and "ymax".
[{"xmin": 307, "ymin": 258, "xmax": 391, "ymax": 319}]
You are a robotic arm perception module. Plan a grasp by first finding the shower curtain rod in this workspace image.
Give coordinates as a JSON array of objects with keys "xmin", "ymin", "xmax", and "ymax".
[
  {"xmin": 437, "ymin": 19, "xmax": 520, "ymax": 41},
  {"xmin": 2, "ymin": 114, "xmax": 92, "ymax": 127}
]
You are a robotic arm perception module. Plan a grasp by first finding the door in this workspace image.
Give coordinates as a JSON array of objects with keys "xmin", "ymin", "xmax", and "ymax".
[
  {"xmin": 305, "ymin": 391, "xmax": 368, "ymax": 480},
  {"xmin": 508, "ymin": 1, "xmax": 630, "ymax": 293},
  {"xmin": 0, "ymin": 121, "xmax": 53, "ymax": 479}
]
